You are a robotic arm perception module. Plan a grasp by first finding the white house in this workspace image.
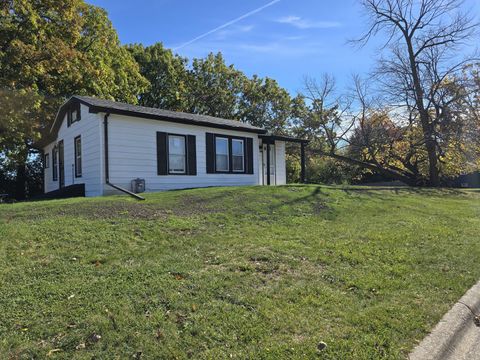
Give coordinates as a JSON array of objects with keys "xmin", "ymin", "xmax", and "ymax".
[{"xmin": 40, "ymin": 96, "xmax": 307, "ymax": 198}]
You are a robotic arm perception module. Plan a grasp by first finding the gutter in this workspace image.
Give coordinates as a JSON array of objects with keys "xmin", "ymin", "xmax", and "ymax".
[{"xmin": 103, "ymin": 113, "xmax": 145, "ymax": 200}]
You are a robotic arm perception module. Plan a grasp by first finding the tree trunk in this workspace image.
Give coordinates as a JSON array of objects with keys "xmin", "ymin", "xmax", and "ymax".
[
  {"xmin": 405, "ymin": 38, "xmax": 440, "ymax": 187},
  {"xmin": 319, "ymin": 151, "xmax": 419, "ymax": 186},
  {"xmin": 15, "ymin": 161, "xmax": 27, "ymax": 200}
]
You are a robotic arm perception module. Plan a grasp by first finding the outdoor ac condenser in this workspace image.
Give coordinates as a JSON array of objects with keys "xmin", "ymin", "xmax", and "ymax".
[{"xmin": 131, "ymin": 178, "xmax": 145, "ymax": 193}]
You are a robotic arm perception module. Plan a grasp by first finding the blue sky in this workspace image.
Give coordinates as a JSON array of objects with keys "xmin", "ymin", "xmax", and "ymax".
[{"xmin": 87, "ymin": 0, "xmax": 479, "ymax": 95}]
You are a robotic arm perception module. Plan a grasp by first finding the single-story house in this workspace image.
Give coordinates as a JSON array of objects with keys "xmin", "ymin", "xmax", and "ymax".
[{"xmin": 40, "ymin": 96, "xmax": 307, "ymax": 198}]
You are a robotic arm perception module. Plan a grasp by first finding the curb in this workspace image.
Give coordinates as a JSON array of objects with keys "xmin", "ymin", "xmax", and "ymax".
[{"xmin": 409, "ymin": 279, "xmax": 480, "ymax": 360}]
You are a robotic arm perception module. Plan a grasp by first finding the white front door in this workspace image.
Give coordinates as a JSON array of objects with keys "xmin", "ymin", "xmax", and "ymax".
[{"xmin": 262, "ymin": 144, "xmax": 276, "ymax": 185}]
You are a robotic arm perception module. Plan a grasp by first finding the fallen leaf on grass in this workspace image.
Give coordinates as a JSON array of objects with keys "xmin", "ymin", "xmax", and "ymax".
[{"xmin": 47, "ymin": 348, "xmax": 61, "ymax": 356}]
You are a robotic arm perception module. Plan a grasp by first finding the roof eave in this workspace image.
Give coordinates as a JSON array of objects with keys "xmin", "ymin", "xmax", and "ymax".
[{"xmin": 88, "ymin": 106, "xmax": 268, "ymax": 134}]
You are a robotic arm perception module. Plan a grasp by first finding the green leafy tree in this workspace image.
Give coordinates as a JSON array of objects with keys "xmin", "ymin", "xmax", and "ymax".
[
  {"xmin": 127, "ymin": 43, "xmax": 189, "ymax": 111},
  {"xmin": 239, "ymin": 76, "xmax": 293, "ymax": 133},
  {"xmin": 185, "ymin": 53, "xmax": 246, "ymax": 119},
  {"xmin": 0, "ymin": 0, "xmax": 148, "ymax": 198}
]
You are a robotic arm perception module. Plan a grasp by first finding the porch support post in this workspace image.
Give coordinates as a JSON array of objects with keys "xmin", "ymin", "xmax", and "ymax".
[
  {"xmin": 300, "ymin": 142, "xmax": 306, "ymax": 184},
  {"xmin": 266, "ymin": 143, "xmax": 271, "ymax": 186}
]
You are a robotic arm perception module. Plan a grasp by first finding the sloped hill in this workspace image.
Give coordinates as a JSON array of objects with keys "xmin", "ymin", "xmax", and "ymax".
[{"xmin": 1, "ymin": 185, "xmax": 479, "ymax": 359}]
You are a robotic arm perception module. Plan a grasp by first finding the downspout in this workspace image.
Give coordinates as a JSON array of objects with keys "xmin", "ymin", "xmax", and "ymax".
[{"xmin": 103, "ymin": 113, "xmax": 145, "ymax": 200}]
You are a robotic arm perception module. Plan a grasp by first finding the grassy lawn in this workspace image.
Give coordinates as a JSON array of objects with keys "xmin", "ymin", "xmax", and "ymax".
[{"xmin": 0, "ymin": 185, "xmax": 479, "ymax": 359}]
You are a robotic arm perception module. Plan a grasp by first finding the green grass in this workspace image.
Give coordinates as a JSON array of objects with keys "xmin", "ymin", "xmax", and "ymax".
[{"xmin": 0, "ymin": 185, "xmax": 479, "ymax": 359}]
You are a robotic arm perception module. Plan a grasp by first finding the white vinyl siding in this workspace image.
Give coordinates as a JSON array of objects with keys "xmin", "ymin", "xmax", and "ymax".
[
  {"xmin": 275, "ymin": 141, "xmax": 286, "ymax": 185},
  {"xmin": 43, "ymin": 103, "xmax": 103, "ymax": 196},
  {"xmin": 104, "ymin": 114, "xmax": 261, "ymax": 194}
]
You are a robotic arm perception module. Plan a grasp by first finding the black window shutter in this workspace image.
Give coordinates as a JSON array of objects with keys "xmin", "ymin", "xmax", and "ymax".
[
  {"xmin": 245, "ymin": 137, "xmax": 254, "ymax": 174},
  {"xmin": 76, "ymin": 102, "xmax": 81, "ymax": 121},
  {"xmin": 157, "ymin": 132, "xmax": 168, "ymax": 175},
  {"xmin": 187, "ymin": 135, "xmax": 197, "ymax": 175},
  {"xmin": 206, "ymin": 133, "xmax": 215, "ymax": 174}
]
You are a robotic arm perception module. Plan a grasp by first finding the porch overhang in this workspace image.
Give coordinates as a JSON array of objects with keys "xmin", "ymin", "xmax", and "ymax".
[
  {"xmin": 258, "ymin": 135, "xmax": 309, "ymax": 144},
  {"xmin": 258, "ymin": 135, "xmax": 309, "ymax": 184}
]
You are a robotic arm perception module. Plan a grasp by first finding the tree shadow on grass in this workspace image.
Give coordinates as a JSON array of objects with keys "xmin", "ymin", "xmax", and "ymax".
[{"xmin": 268, "ymin": 186, "xmax": 334, "ymax": 217}]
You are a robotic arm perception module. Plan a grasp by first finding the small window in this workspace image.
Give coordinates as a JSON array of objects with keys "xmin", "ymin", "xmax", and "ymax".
[
  {"xmin": 72, "ymin": 107, "xmax": 80, "ymax": 122},
  {"xmin": 232, "ymin": 139, "xmax": 244, "ymax": 172},
  {"xmin": 68, "ymin": 105, "xmax": 81, "ymax": 126},
  {"xmin": 215, "ymin": 137, "xmax": 229, "ymax": 172},
  {"xmin": 44, "ymin": 153, "xmax": 50, "ymax": 169},
  {"xmin": 52, "ymin": 147, "xmax": 58, "ymax": 181},
  {"xmin": 168, "ymin": 135, "xmax": 186, "ymax": 174},
  {"xmin": 74, "ymin": 136, "xmax": 82, "ymax": 177}
]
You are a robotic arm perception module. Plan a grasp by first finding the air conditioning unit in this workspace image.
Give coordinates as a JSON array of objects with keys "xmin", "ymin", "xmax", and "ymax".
[{"xmin": 131, "ymin": 178, "xmax": 145, "ymax": 193}]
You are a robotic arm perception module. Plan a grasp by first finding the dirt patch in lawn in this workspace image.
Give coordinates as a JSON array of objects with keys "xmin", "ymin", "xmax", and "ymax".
[{"xmin": 4, "ymin": 195, "xmax": 224, "ymax": 221}]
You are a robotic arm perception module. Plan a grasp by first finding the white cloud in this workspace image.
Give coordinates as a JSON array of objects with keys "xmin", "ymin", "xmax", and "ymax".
[{"xmin": 276, "ymin": 15, "xmax": 341, "ymax": 29}]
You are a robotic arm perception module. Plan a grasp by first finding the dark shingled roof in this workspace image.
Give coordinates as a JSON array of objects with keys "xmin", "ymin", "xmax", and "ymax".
[{"xmin": 73, "ymin": 95, "xmax": 267, "ymax": 134}]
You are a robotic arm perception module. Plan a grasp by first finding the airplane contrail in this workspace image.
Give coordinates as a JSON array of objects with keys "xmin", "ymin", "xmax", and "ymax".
[{"xmin": 173, "ymin": 0, "xmax": 281, "ymax": 51}]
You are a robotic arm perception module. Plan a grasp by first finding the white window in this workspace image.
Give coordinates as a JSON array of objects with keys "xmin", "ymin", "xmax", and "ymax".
[
  {"xmin": 74, "ymin": 136, "xmax": 82, "ymax": 177},
  {"xmin": 44, "ymin": 153, "xmax": 49, "ymax": 169},
  {"xmin": 232, "ymin": 139, "xmax": 244, "ymax": 172},
  {"xmin": 72, "ymin": 107, "xmax": 80, "ymax": 122},
  {"xmin": 168, "ymin": 135, "xmax": 186, "ymax": 174},
  {"xmin": 215, "ymin": 137, "xmax": 229, "ymax": 172}
]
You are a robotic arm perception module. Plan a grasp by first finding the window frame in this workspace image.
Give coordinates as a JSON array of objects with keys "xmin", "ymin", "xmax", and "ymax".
[
  {"xmin": 74, "ymin": 135, "xmax": 82, "ymax": 178},
  {"xmin": 67, "ymin": 104, "xmax": 81, "ymax": 127},
  {"xmin": 167, "ymin": 134, "xmax": 187, "ymax": 175},
  {"xmin": 231, "ymin": 138, "xmax": 245, "ymax": 173},
  {"xmin": 212, "ymin": 134, "xmax": 249, "ymax": 174},
  {"xmin": 215, "ymin": 136, "xmax": 230, "ymax": 173},
  {"xmin": 44, "ymin": 153, "xmax": 50, "ymax": 169}
]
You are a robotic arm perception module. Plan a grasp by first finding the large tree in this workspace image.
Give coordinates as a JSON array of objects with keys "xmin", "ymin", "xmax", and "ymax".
[
  {"xmin": 0, "ymin": 0, "xmax": 148, "ymax": 198},
  {"xmin": 300, "ymin": 1, "xmax": 479, "ymax": 186},
  {"xmin": 238, "ymin": 75, "xmax": 293, "ymax": 132},
  {"xmin": 185, "ymin": 52, "xmax": 246, "ymax": 119},
  {"xmin": 127, "ymin": 43, "xmax": 189, "ymax": 111},
  {"xmin": 355, "ymin": 0, "xmax": 478, "ymax": 186}
]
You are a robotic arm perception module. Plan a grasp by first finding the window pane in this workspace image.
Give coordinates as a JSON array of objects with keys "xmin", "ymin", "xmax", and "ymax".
[
  {"xmin": 232, "ymin": 139, "xmax": 243, "ymax": 156},
  {"xmin": 75, "ymin": 137, "xmax": 82, "ymax": 176},
  {"xmin": 168, "ymin": 135, "xmax": 186, "ymax": 173},
  {"xmin": 233, "ymin": 156, "xmax": 244, "ymax": 171},
  {"xmin": 169, "ymin": 135, "xmax": 185, "ymax": 155},
  {"xmin": 216, "ymin": 138, "xmax": 228, "ymax": 155},
  {"xmin": 216, "ymin": 154, "xmax": 229, "ymax": 171},
  {"xmin": 169, "ymin": 154, "xmax": 185, "ymax": 172}
]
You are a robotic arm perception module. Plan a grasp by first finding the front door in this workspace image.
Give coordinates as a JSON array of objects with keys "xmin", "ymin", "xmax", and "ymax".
[
  {"xmin": 262, "ymin": 144, "xmax": 276, "ymax": 185},
  {"xmin": 58, "ymin": 140, "xmax": 65, "ymax": 189}
]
